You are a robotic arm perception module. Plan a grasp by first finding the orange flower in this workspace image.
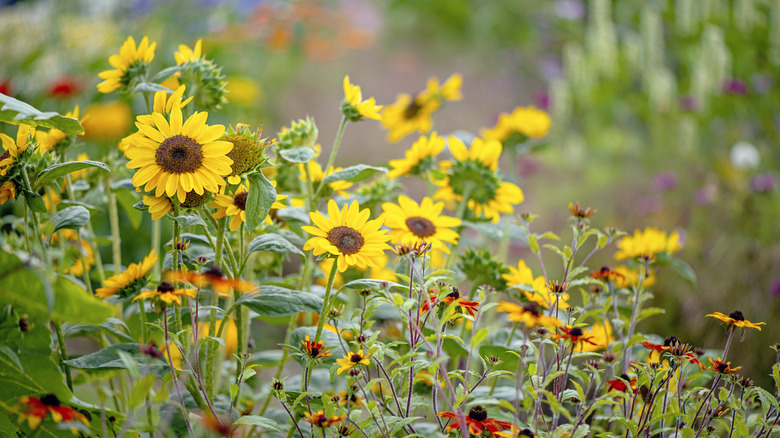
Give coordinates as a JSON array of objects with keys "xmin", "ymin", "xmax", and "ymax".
[
  {"xmin": 15, "ymin": 394, "xmax": 89, "ymax": 433},
  {"xmin": 301, "ymin": 334, "xmax": 333, "ymax": 359},
  {"xmin": 708, "ymin": 357, "xmax": 742, "ymax": 374},
  {"xmin": 437, "ymin": 405, "xmax": 513, "ymax": 437},
  {"xmin": 706, "ymin": 310, "xmax": 765, "ymax": 331},
  {"xmin": 606, "ymin": 374, "xmax": 638, "ymax": 393},
  {"xmin": 168, "ymin": 266, "xmax": 257, "ymax": 297},
  {"xmin": 550, "ymin": 325, "xmax": 599, "ymax": 347},
  {"xmin": 303, "ymin": 410, "xmax": 344, "ymax": 427},
  {"xmin": 421, "ymin": 287, "xmax": 480, "ymax": 317}
]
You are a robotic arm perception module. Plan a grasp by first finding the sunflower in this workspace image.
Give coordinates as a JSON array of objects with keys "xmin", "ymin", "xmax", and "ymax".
[
  {"xmin": 15, "ymin": 394, "xmax": 90, "ymax": 433},
  {"xmin": 387, "ymin": 131, "xmax": 446, "ymax": 179},
  {"xmin": 433, "ymin": 136, "xmax": 524, "ymax": 223},
  {"xmin": 614, "ymin": 227, "xmax": 682, "ymax": 261},
  {"xmin": 0, "ymin": 181, "xmax": 16, "ymax": 205},
  {"xmin": 37, "ymin": 106, "xmax": 82, "ymax": 153},
  {"xmin": 336, "ymin": 349, "xmax": 372, "ymax": 374},
  {"xmin": 298, "ymin": 161, "xmax": 353, "ymax": 198},
  {"xmin": 174, "ymin": 40, "xmax": 203, "ymax": 65},
  {"xmin": 502, "ymin": 260, "xmax": 568, "ymax": 309},
  {"xmin": 95, "ymin": 249, "xmax": 158, "ymax": 299},
  {"xmin": 0, "ymin": 124, "xmax": 34, "ymax": 177},
  {"xmin": 133, "ymin": 280, "xmax": 197, "ymax": 306},
  {"xmin": 380, "ymin": 73, "xmax": 461, "ymax": 143},
  {"xmin": 481, "ymin": 106, "xmax": 551, "ymax": 144},
  {"xmin": 496, "ymin": 301, "xmax": 560, "ymax": 328},
  {"xmin": 302, "ymin": 200, "xmax": 391, "ymax": 273},
  {"xmin": 125, "ymin": 103, "xmax": 233, "ymax": 204},
  {"xmin": 380, "ymin": 196, "xmax": 460, "ymax": 254},
  {"xmin": 706, "ymin": 310, "xmax": 765, "ymax": 331},
  {"xmin": 342, "ymin": 75, "xmax": 382, "ymax": 121},
  {"xmin": 437, "ymin": 405, "xmax": 513, "ymax": 438},
  {"xmin": 210, "ymin": 181, "xmax": 287, "ymax": 231},
  {"xmin": 97, "ymin": 36, "xmax": 156, "ymax": 94},
  {"xmin": 136, "ymin": 85, "xmax": 193, "ymax": 127}
]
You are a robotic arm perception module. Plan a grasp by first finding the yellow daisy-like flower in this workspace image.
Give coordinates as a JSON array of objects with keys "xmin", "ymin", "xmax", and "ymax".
[
  {"xmin": 575, "ymin": 320, "xmax": 615, "ymax": 353},
  {"xmin": 502, "ymin": 260, "xmax": 568, "ymax": 309},
  {"xmin": 52, "ymin": 230, "xmax": 95, "ymax": 277},
  {"xmin": 302, "ymin": 199, "xmax": 391, "ymax": 273},
  {"xmin": 614, "ymin": 227, "xmax": 683, "ymax": 261},
  {"xmin": 381, "ymin": 92, "xmax": 440, "ymax": 143},
  {"xmin": 0, "ymin": 124, "xmax": 34, "ymax": 177},
  {"xmin": 125, "ymin": 104, "xmax": 234, "ymax": 204},
  {"xmin": 481, "ymin": 106, "xmax": 551, "ymax": 144},
  {"xmin": 298, "ymin": 161, "xmax": 353, "ymax": 198},
  {"xmin": 387, "ymin": 131, "xmax": 446, "ymax": 179},
  {"xmin": 0, "ymin": 181, "xmax": 16, "ymax": 205},
  {"xmin": 380, "ymin": 196, "xmax": 460, "ymax": 254},
  {"xmin": 496, "ymin": 301, "xmax": 560, "ymax": 328},
  {"xmin": 210, "ymin": 181, "xmax": 287, "ymax": 231},
  {"xmin": 446, "ymin": 136, "xmax": 502, "ymax": 171},
  {"xmin": 142, "ymin": 194, "xmax": 173, "ymax": 221},
  {"xmin": 82, "ymin": 101, "xmax": 133, "ymax": 140},
  {"xmin": 342, "ymin": 75, "xmax": 382, "ymax": 121},
  {"xmin": 97, "ymin": 36, "xmax": 156, "ymax": 94},
  {"xmin": 133, "ymin": 280, "xmax": 197, "ymax": 306},
  {"xmin": 425, "ymin": 73, "xmax": 463, "ymax": 102},
  {"xmin": 336, "ymin": 349, "xmax": 372, "ymax": 374},
  {"xmin": 95, "ymin": 249, "xmax": 158, "ymax": 299},
  {"xmin": 174, "ymin": 40, "xmax": 203, "ymax": 65},
  {"xmin": 706, "ymin": 310, "xmax": 765, "ymax": 331},
  {"xmin": 613, "ymin": 264, "xmax": 656, "ymax": 288}
]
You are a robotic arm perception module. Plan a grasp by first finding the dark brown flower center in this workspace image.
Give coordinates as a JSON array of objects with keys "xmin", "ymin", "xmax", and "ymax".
[
  {"xmin": 523, "ymin": 302, "xmax": 541, "ymax": 316},
  {"xmin": 204, "ymin": 266, "xmax": 224, "ymax": 278},
  {"xmin": 403, "ymin": 100, "xmax": 422, "ymax": 120},
  {"xmin": 663, "ymin": 335, "xmax": 679, "ymax": 346},
  {"xmin": 350, "ymin": 353, "xmax": 363, "ymax": 363},
  {"xmin": 717, "ymin": 362, "xmax": 728, "ymax": 373},
  {"xmin": 468, "ymin": 405, "xmax": 488, "ymax": 422},
  {"xmin": 40, "ymin": 394, "xmax": 60, "ymax": 407},
  {"xmin": 728, "ymin": 310, "xmax": 745, "ymax": 321},
  {"xmin": 569, "ymin": 327, "xmax": 584, "ymax": 337},
  {"xmin": 233, "ymin": 191, "xmax": 248, "ymax": 211},
  {"xmin": 155, "ymin": 135, "xmax": 203, "ymax": 173},
  {"xmin": 518, "ymin": 428, "xmax": 535, "ymax": 438},
  {"xmin": 181, "ymin": 191, "xmax": 210, "ymax": 208},
  {"xmin": 446, "ymin": 288, "xmax": 460, "ymax": 299},
  {"xmin": 405, "ymin": 216, "xmax": 436, "ymax": 238},
  {"xmin": 157, "ymin": 281, "xmax": 175, "ymax": 293},
  {"xmin": 327, "ymin": 226, "xmax": 364, "ymax": 255},
  {"xmin": 309, "ymin": 347, "xmax": 320, "ymax": 357}
]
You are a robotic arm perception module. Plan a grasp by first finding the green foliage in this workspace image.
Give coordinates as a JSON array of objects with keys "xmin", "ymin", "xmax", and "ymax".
[{"xmin": 0, "ymin": 94, "xmax": 83, "ymax": 134}]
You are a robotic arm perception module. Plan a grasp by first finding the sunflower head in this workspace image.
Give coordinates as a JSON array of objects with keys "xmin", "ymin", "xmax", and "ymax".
[
  {"xmin": 458, "ymin": 249, "xmax": 510, "ymax": 291},
  {"xmin": 97, "ymin": 36, "xmax": 156, "ymax": 94},
  {"xmin": 341, "ymin": 75, "xmax": 382, "ymax": 122},
  {"xmin": 177, "ymin": 56, "xmax": 228, "ymax": 111},
  {"xmin": 277, "ymin": 117, "xmax": 319, "ymax": 150},
  {"xmin": 222, "ymin": 125, "xmax": 271, "ymax": 184}
]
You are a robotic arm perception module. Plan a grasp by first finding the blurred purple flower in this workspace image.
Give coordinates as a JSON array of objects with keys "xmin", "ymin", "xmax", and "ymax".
[
  {"xmin": 555, "ymin": 0, "xmax": 586, "ymax": 20},
  {"xmin": 750, "ymin": 173, "xmax": 776, "ymax": 193},
  {"xmin": 635, "ymin": 195, "xmax": 663, "ymax": 214},
  {"xmin": 751, "ymin": 75, "xmax": 772, "ymax": 95},
  {"xmin": 539, "ymin": 55, "xmax": 563, "ymax": 78},
  {"xmin": 652, "ymin": 171, "xmax": 678, "ymax": 192},
  {"xmin": 695, "ymin": 186, "xmax": 715, "ymax": 206},
  {"xmin": 770, "ymin": 278, "xmax": 780, "ymax": 298},
  {"xmin": 518, "ymin": 155, "xmax": 538, "ymax": 175},
  {"xmin": 722, "ymin": 79, "xmax": 748, "ymax": 95},
  {"xmin": 534, "ymin": 92, "xmax": 550, "ymax": 110},
  {"xmin": 679, "ymin": 95, "xmax": 698, "ymax": 112}
]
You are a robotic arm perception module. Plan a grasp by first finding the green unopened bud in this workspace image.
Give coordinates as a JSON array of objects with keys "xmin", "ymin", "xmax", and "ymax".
[
  {"xmin": 277, "ymin": 117, "xmax": 318, "ymax": 150},
  {"xmin": 181, "ymin": 190, "xmax": 211, "ymax": 209},
  {"xmin": 178, "ymin": 58, "xmax": 228, "ymax": 111}
]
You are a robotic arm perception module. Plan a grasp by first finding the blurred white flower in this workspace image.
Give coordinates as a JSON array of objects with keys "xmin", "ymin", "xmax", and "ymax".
[{"xmin": 730, "ymin": 141, "xmax": 760, "ymax": 170}]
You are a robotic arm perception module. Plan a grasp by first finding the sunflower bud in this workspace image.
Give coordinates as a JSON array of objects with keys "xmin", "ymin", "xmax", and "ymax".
[
  {"xmin": 178, "ymin": 58, "xmax": 229, "ymax": 111},
  {"xmin": 277, "ymin": 117, "xmax": 319, "ymax": 150}
]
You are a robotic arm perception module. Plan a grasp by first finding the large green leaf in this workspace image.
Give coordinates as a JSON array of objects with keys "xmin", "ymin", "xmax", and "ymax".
[
  {"xmin": 64, "ymin": 343, "xmax": 169, "ymax": 374},
  {"xmin": 36, "ymin": 160, "xmax": 110, "ymax": 187},
  {"xmin": 232, "ymin": 415, "xmax": 284, "ymax": 433},
  {"xmin": 278, "ymin": 146, "xmax": 316, "ymax": 164},
  {"xmin": 245, "ymin": 172, "xmax": 277, "ymax": 232},
  {"xmin": 321, "ymin": 165, "xmax": 387, "ymax": 184},
  {"xmin": 50, "ymin": 206, "xmax": 90, "ymax": 235},
  {"xmin": 246, "ymin": 233, "xmax": 305, "ymax": 263},
  {"xmin": 0, "ymin": 250, "xmax": 114, "ymax": 324},
  {"xmin": 0, "ymin": 94, "xmax": 83, "ymax": 134},
  {"xmin": 235, "ymin": 286, "xmax": 322, "ymax": 317}
]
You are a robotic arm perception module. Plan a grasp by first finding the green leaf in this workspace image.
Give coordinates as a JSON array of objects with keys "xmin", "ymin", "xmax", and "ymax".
[
  {"xmin": 50, "ymin": 206, "xmax": 90, "ymax": 235},
  {"xmin": 36, "ymin": 160, "xmax": 110, "ymax": 187},
  {"xmin": 152, "ymin": 66, "xmax": 183, "ymax": 82},
  {"xmin": 129, "ymin": 374, "xmax": 157, "ymax": 409},
  {"xmin": 0, "ymin": 346, "xmax": 71, "ymax": 406},
  {"xmin": 0, "ymin": 94, "xmax": 83, "ymax": 134},
  {"xmin": 235, "ymin": 286, "xmax": 322, "ymax": 317},
  {"xmin": 133, "ymin": 82, "xmax": 168, "ymax": 94},
  {"xmin": 278, "ymin": 146, "xmax": 316, "ymax": 163},
  {"xmin": 322, "ymin": 165, "xmax": 387, "ymax": 184},
  {"xmin": 245, "ymin": 172, "xmax": 276, "ymax": 232},
  {"xmin": 247, "ymin": 234, "xmax": 305, "ymax": 263},
  {"xmin": 171, "ymin": 213, "xmax": 207, "ymax": 229},
  {"xmin": 339, "ymin": 278, "xmax": 404, "ymax": 292},
  {"xmin": 461, "ymin": 220, "xmax": 502, "ymax": 240},
  {"xmin": 669, "ymin": 258, "xmax": 697, "ymax": 288},
  {"xmin": 471, "ymin": 328, "xmax": 489, "ymax": 346},
  {"xmin": 232, "ymin": 415, "xmax": 284, "ymax": 433},
  {"xmin": 24, "ymin": 191, "xmax": 47, "ymax": 213},
  {"xmin": 64, "ymin": 344, "xmax": 167, "ymax": 372},
  {"xmin": 0, "ymin": 251, "xmax": 114, "ymax": 323}
]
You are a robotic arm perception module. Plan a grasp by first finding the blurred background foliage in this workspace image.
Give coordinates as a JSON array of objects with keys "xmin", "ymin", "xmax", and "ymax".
[{"xmin": 1, "ymin": 0, "xmax": 778, "ymax": 385}]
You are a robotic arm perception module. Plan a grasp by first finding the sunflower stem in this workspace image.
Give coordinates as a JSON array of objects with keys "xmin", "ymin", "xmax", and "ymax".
[
  {"xmin": 313, "ymin": 115, "xmax": 348, "ymax": 200},
  {"xmin": 170, "ymin": 199, "xmax": 184, "ymax": 336},
  {"xmin": 66, "ymin": 174, "xmax": 105, "ymax": 282},
  {"xmin": 446, "ymin": 181, "xmax": 475, "ymax": 269},
  {"xmin": 20, "ymin": 166, "xmax": 48, "ymax": 265},
  {"xmin": 151, "ymin": 220, "xmax": 162, "ymax": 279},
  {"xmin": 162, "ymin": 307, "xmax": 197, "ymax": 437},
  {"xmin": 313, "ymin": 260, "xmax": 339, "ymax": 345},
  {"xmin": 54, "ymin": 321, "xmax": 73, "ymax": 391},
  {"xmin": 106, "ymin": 173, "xmax": 122, "ymax": 270}
]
